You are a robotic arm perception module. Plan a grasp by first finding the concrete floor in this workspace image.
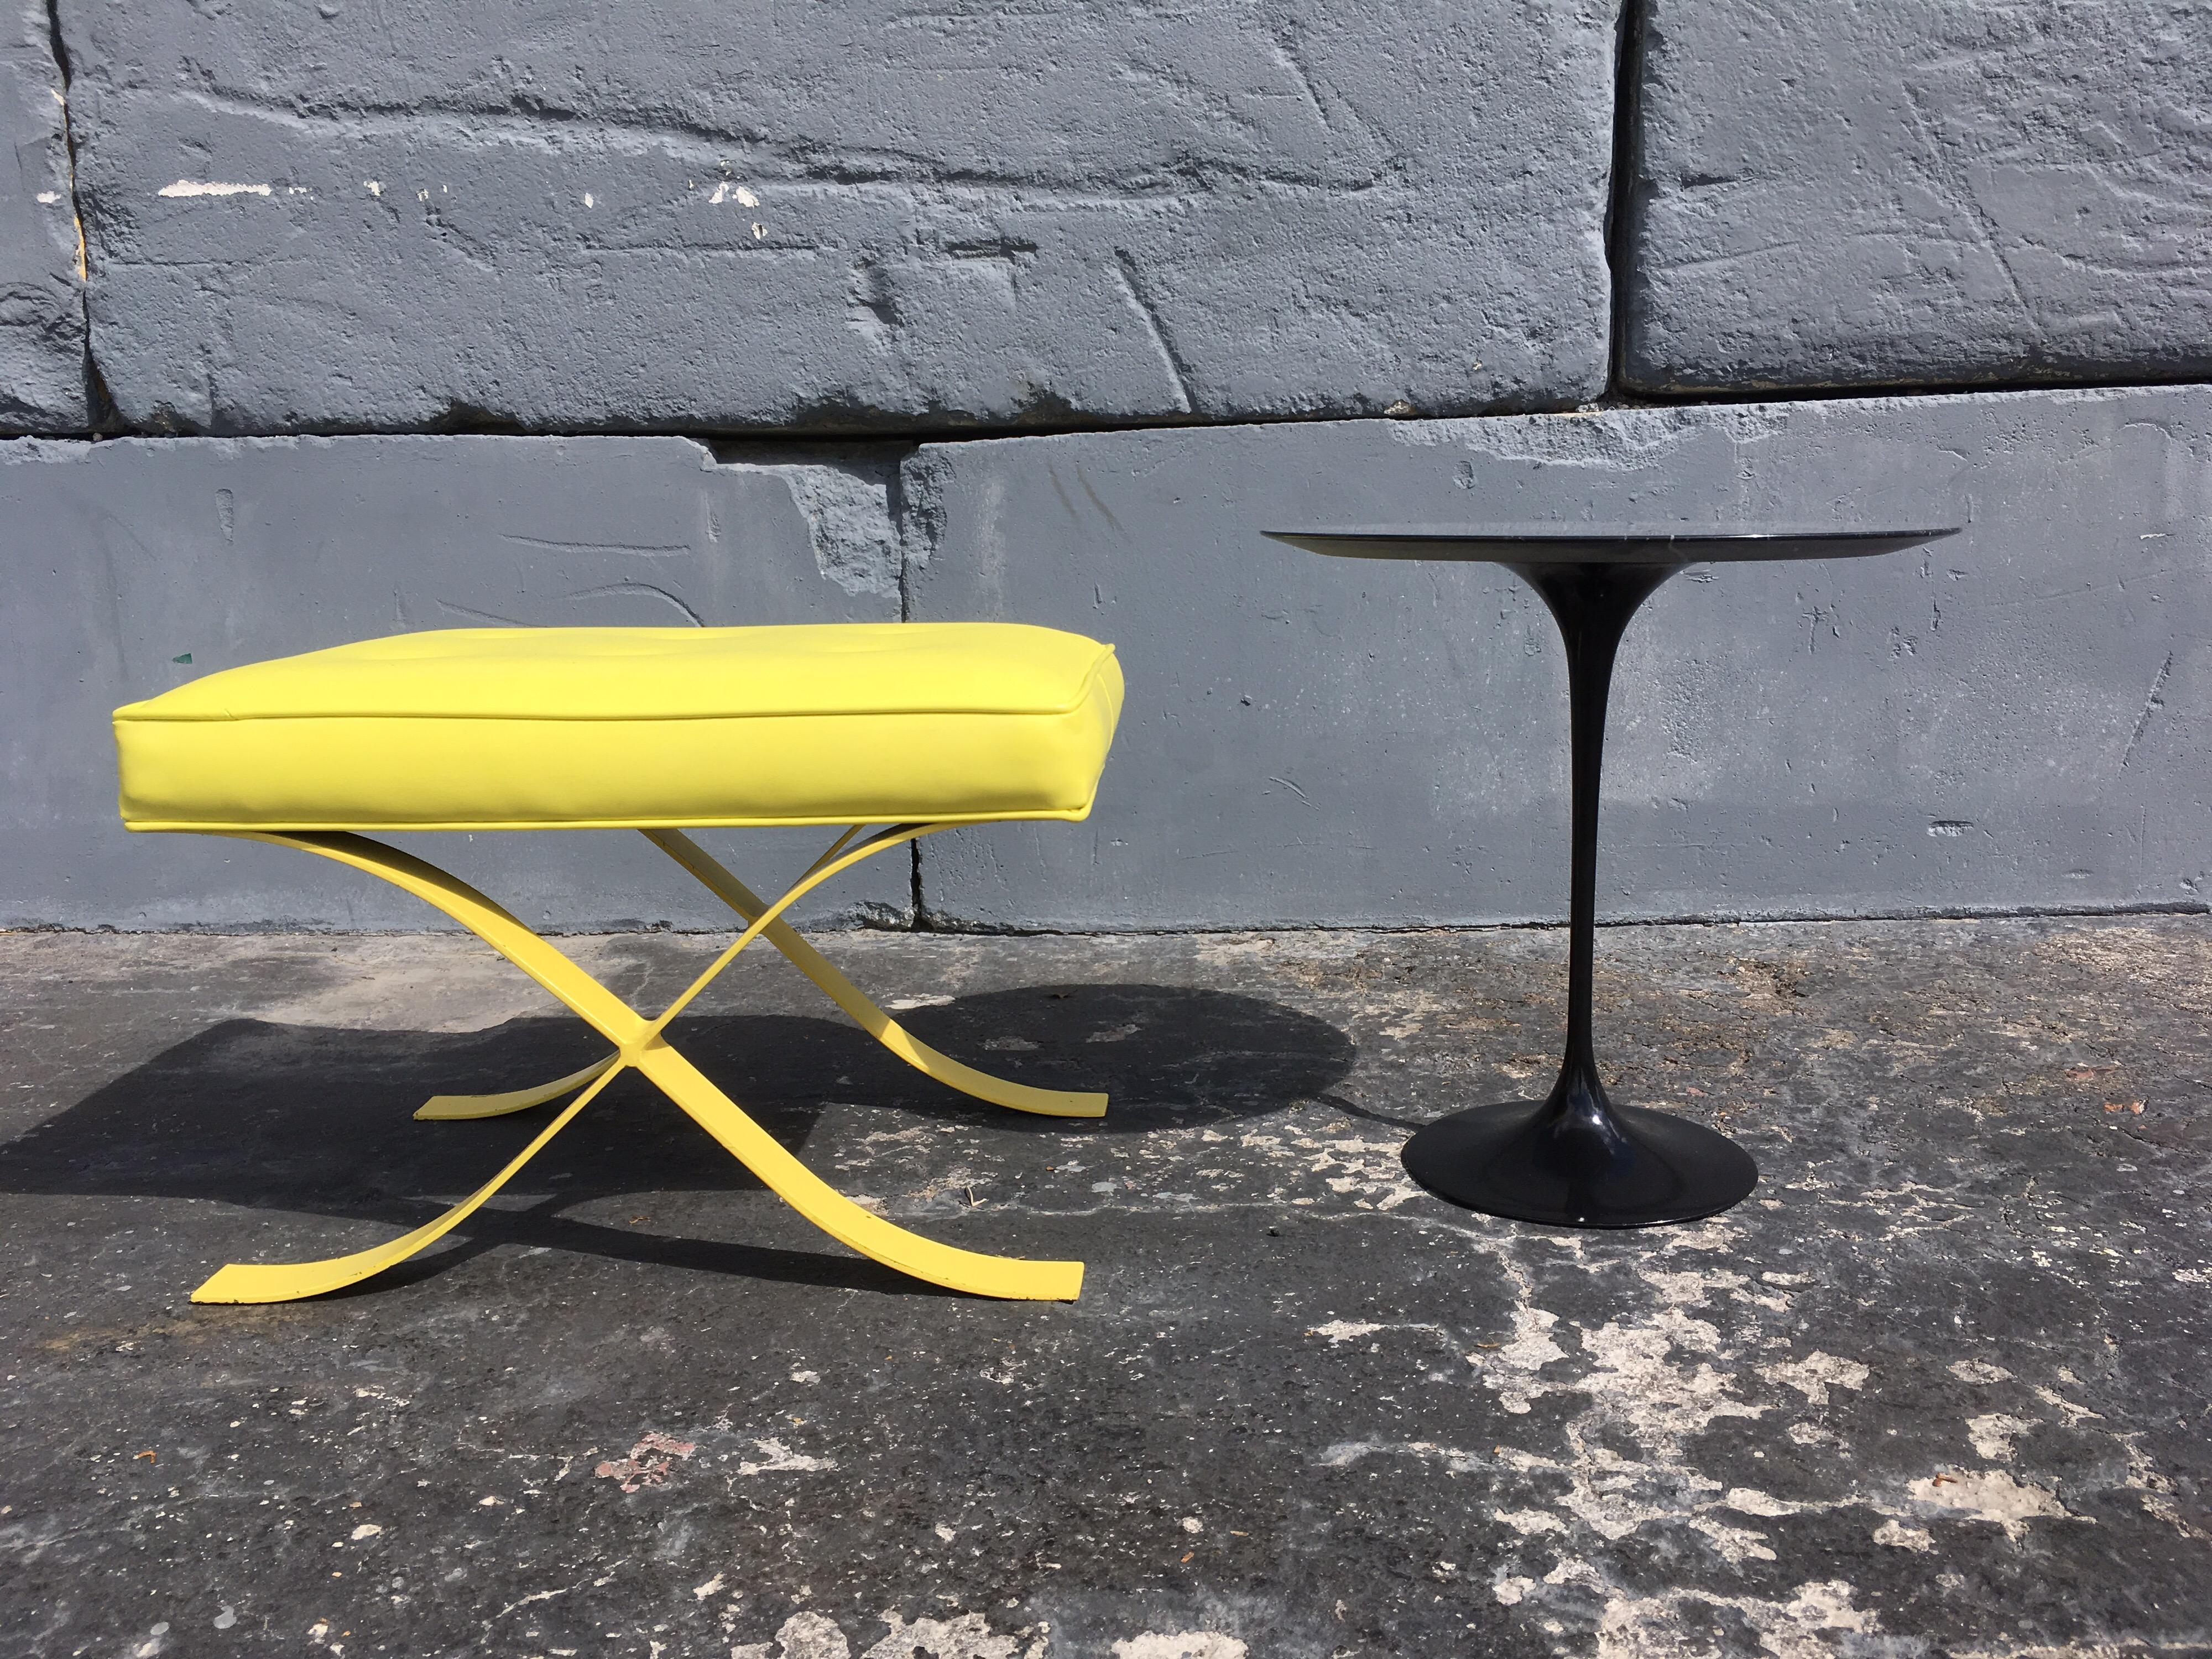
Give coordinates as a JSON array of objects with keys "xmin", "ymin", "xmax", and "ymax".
[{"xmin": 1, "ymin": 917, "xmax": 2207, "ymax": 1658}]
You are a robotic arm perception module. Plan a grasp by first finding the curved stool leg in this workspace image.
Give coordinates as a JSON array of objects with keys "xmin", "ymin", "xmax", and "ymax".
[
  {"xmin": 194, "ymin": 1060, "xmax": 624, "ymax": 1302},
  {"xmin": 204, "ymin": 828, "xmax": 1084, "ymax": 1302},
  {"xmin": 645, "ymin": 827, "xmax": 1108, "ymax": 1120},
  {"xmin": 634, "ymin": 1039, "xmax": 1081, "ymax": 1300},
  {"xmin": 416, "ymin": 1054, "xmax": 618, "ymax": 1120}
]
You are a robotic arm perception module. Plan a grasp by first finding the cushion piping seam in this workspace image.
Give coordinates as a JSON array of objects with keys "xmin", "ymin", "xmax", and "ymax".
[{"xmin": 114, "ymin": 650, "xmax": 1119, "ymax": 723}]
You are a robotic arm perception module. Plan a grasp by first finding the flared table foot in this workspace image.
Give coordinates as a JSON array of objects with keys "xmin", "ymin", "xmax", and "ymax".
[{"xmin": 1402, "ymin": 1097, "xmax": 1757, "ymax": 1228}]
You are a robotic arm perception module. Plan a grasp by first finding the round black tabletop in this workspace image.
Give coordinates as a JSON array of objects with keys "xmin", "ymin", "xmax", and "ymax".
[{"xmin": 1265, "ymin": 525, "xmax": 1961, "ymax": 564}]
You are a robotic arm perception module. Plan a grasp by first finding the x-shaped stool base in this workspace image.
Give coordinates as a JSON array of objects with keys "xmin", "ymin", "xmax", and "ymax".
[
  {"xmin": 415, "ymin": 828, "xmax": 1105, "ymax": 1124},
  {"xmin": 190, "ymin": 823, "xmax": 1092, "ymax": 1305}
]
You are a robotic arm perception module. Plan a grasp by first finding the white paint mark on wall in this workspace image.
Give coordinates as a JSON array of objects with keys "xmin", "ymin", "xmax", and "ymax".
[
  {"xmin": 35, "ymin": 191, "xmax": 60, "ymax": 204},
  {"xmin": 708, "ymin": 181, "xmax": 761, "ymax": 206},
  {"xmin": 363, "ymin": 180, "xmax": 383, "ymax": 197},
  {"xmin": 158, "ymin": 180, "xmax": 272, "ymax": 198},
  {"xmin": 583, "ymin": 192, "xmax": 596, "ymax": 207}
]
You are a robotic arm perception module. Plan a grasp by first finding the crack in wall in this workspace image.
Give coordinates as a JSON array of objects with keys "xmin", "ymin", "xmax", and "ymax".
[
  {"xmin": 36, "ymin": 0, "xmax": 114, "ymax": 431},
  {"xmin": 1110, "ymin": 250, "xmax": 1198, "ymax": 416},
  {"xmin": 39, "ymin": 0, "xmax": 81, "ymax": 285},
  {"xmin": 1603, "ymin": 0, "xmax": 1647, "ymax": 400},
  {"xmin": 158, "ymin": 84, "xmax": 1392, "ymax": 197},
  {"xmin": 11, "ymin": 374, "xmax": 2209, "ymax": 447},
  {"xmin": 2120, "ymin": 650, "xmax": 2173, "ymax": 771}
]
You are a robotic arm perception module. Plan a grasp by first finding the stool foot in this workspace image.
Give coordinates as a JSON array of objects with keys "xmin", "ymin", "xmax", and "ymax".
[
  {"xmin": 416, "ymin": 1055, "xmax": 618, "ymax": 1120},
  {"xmin": 194, "ymin": 1063, "xmax": 620, "ymax": 1303}
]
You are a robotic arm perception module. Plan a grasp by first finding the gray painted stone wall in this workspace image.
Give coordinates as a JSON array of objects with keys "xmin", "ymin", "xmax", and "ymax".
[
  {"xmin": 2, "ymin": 0, "xmax": 2205, "ymax": 430},
  {"xmin": 3, "ymin": 3, "xmax": 2209, "ymax": 933},
  {"xmin": 909, "ymin": 387, "xmax": 2212, "ymax": 927},
  {"xmin": 52, "ymin": 0, "xmax": 1618, "ymax": 434},
  {"xmin": 1, "ymin": 436, "xmax": 909, "ymax": 930},
  {"xmin": 1626, "ymin": 0, "xmax": 2212, "ymax": 393},
  {"xmin": 0, "ymin": 0, "xmax": 86, "ymax": 431},
  {"xmin": 8, "ymin": 388, "xmax": 2203, "ymax": 931}
]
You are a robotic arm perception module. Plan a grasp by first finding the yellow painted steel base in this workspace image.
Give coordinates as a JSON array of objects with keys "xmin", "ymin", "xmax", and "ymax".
[
  {"xmin": 414, "ymin": 827, "xmax": 1107, "ymax": 1121},
  {"xmin": 645, "ymin": 828, "xmax": 1107, "ymax": 1118},
  {"xmin": 194, "ymin": 1061, "xmax": 624, "ymax": 1303},
  {"xmin": 416, "ymin": 1056, "xmax": 619, "ymax": 1120},
  {"xmin": 190, "ymin": 825, "xmax": 1084, "ymax": 1305}
]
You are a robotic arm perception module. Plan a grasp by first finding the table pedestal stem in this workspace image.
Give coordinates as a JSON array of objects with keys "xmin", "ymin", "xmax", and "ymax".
[{"xmin": 1399, "ymin": 561, "xmax": 1760, "ymax": 1228}]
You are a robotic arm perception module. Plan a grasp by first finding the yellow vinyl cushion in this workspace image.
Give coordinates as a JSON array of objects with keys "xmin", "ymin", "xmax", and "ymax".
[{"xmin": 115, "ymin": 623, "xmax": 1124, "ymax": 831}]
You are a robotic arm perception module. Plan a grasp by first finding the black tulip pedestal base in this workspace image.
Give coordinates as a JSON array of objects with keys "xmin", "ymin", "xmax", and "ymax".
[
  {"xmin": 1394, "ymin": 556, "xmax": 1764, "ymax": 1227},
  {"xmin": 1401, "ymin": 1081, "xmax": 1760, "ymax": 1229}
]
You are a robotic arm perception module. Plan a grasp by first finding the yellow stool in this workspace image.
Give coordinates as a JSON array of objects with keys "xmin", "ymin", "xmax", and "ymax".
[{"xmin": 114, "ymin": 622, "xmax": 1124, "ymax": 1305}]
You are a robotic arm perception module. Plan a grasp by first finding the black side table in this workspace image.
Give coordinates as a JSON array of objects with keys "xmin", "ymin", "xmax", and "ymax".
[{"xmin": 1265, "ymin": 526, "xmax": 1960, "ymax": 1228}]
